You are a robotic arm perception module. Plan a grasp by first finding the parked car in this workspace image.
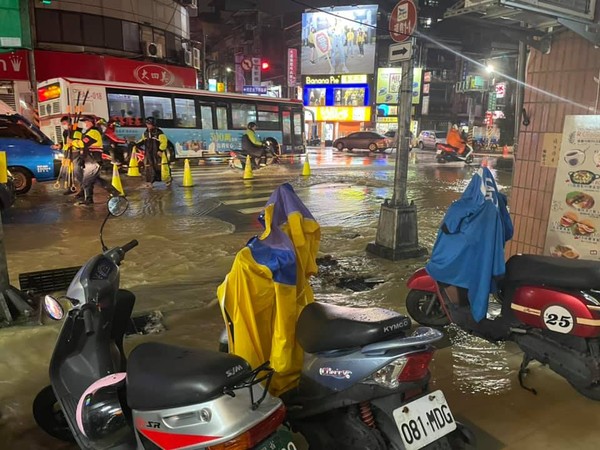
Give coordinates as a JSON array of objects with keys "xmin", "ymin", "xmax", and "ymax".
[
  {"xmin": 417, "ymin": 130, "xmax": 447, "ymax": 150},
  {"xmin": 0, "ymin": 114, "xmax": 61, "ymax": 194},
  {"xmin": 0, "ymin": 172, "xmax": 16, "ymax": 210},
  {"xmin": 333, "ymin": 131, "xmax": 389, "ymax": 153},
  {"xmin": 383, "ymin": 129, "xmax": 418, "ymax": 149}
]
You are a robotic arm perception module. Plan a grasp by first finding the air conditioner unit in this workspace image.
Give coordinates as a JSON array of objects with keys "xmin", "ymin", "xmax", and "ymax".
[
  {"xmin": 192, "ymin": 48, "xmax": 201, "ymax": 70},
  {"xmin": 184, "ymin": 50, "xmax": 193, "ymax": 66},
  {"xmin": 180, "ymin": 0, "xmax": 197, "ymax": 7},
  {"xmin": 146, "ymin": 42, "xmax": 163, "ymax": 58}
]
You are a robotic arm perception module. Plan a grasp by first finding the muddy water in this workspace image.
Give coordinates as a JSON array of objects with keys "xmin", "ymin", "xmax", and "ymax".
[{"xmin": 0, "ymin": 151, "xmax": 526, "ymax": 448}]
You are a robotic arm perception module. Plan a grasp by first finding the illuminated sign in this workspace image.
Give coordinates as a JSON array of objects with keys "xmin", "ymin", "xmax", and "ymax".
[
  {"xmin": 375, "ymin": 67, "xmax": 422, "ymax": 105},
  {"xmin": 307, "ymin": 106, "xmax": 371, "ymax": 122},
  {"xmin": 303, "ymin": 74, "xmax": 368, "ymax": 85},
  {"xmin": 495, "ymin": 82, "xmax": 506, "ymax": 99},
  {"xmin": 37, "ymin": 83, "xmax": 61, "ymax": 102},
  {"xmin": 377, "ymin": 117, "xmax": 398, "ymax": 123}
]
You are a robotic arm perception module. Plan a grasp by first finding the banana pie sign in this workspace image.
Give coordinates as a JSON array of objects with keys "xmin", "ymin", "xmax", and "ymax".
[{"xmin": 0, "ymin": 50, "xmax": 29, "ymax": 80}]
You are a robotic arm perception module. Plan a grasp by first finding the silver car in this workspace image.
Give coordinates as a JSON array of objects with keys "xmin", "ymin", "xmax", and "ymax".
[{"xmin": 417, "ymin": 130, "xmax": 447, "ymax": 150}]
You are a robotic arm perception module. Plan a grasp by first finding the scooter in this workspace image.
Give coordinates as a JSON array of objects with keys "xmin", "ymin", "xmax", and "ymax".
[
  {"xmin": 406, "ymin": 173, "xmax": 600, "ymax": 401},
  {"xmin": 33, "ymin": 197, "xmax": 295, "ymax": 450},
  {"xmin": 435, "ymin": 143, "xmax": 474, "ymax": 164},
  {"xmin": 229, "ymin": 140, "xmax": 280, "ymax": 170}
]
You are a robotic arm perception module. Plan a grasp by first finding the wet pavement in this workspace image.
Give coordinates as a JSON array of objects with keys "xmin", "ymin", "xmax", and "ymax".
[{"xmin": 1, "ymin": 148, "xmax": 597, "ymax": 449}]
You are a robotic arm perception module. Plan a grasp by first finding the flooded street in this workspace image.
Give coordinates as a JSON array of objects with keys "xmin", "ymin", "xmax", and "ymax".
[{"xmin": 1, "ymin": 148, "xmax": 598, "ymax": 449}]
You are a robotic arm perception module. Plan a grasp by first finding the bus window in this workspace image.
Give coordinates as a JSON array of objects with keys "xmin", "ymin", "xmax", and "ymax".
[
  {"xmin": 293, "ymin": 109, "xmax": 303, "ymax": 146},
  {"xmin": 174, "ymin": 98, "xmax": 196, "ymax": 128},
  {"xmin": 216, "ymin": 105, "xmax": 227, "ymax": 130},
  {"xmin": 107, "ymin": 92, "xmax": 142, "ymax": 126},
  {"xmin": 231, "ymin": 103, "xmax": 257, "ymax": 129},
  {"xmin": 281, "ymin": 110, "xmax": 292, "ymax": 145},
  {"xmin": 257, "ymin": 105, "xmax": 279, "ymax": 130},
  {"xmin": 143, "ymin": 95, "xmax": 174, "ymax": 127},
  {"xmin": 199, "ymin": 104, "xmax": 213, "ymax": 129}
]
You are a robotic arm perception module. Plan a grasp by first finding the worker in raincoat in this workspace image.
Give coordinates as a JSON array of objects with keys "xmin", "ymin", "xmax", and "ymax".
[{"xmin": 218, "ymin": 183, "xmax": 321, "ymax": 396}]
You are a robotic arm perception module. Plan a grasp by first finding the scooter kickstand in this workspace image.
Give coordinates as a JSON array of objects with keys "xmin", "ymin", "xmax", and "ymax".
[{"xmin": 518, "ymin": 355, "xmax": 538, "ymax": 395}]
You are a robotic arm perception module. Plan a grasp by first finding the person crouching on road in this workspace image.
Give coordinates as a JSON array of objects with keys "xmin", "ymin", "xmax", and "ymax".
[
  {"xmin": 242, "ymin": 122, "xmax": 267, "ymax": 167},
  {"xmin": 137, "ymin": 117, "xmax": 168, "ymax": 187},
  {"xmin": 71, "ymin": 115, "xmax": 120, "ymax": 205},
  {"xmin": 52, "ymin": 115, "xmax": 82, "ymax": 196}
]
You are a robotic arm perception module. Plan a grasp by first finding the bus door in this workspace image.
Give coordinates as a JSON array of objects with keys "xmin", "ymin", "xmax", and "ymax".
[
  {"xmin": 291, "ymin": 107, "xmax": 305, "ymax": 151},
  {"xmin": 280, "ymin": 107, "xmax": 292, "ymax": 153}
]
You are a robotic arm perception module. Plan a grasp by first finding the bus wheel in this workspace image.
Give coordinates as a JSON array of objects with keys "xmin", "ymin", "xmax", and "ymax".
[{"xmin": 10, "ymin": 167, "xmax": 33, "ymax": 195}]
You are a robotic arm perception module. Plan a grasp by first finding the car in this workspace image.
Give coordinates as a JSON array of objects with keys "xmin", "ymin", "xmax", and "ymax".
[
  {"xmin": 0, "ymin": 114, "xmax": 61, "ymax": 194},
  {"xmin": 417, "ymin": 130, "xmax": 447, "ymax": 150},
  {"xmin": 383, "ymin": 129, "xmax": 418, "ymax": 149},
  {"xmin": 333, "ymin": 131, "xmax": 389, "ymax": 153},
  {"xmin": 0, "ymin": 172, "xmax": 16, "ymax": 210}
]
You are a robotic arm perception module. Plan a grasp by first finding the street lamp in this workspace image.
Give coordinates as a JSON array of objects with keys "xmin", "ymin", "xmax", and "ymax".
[{"xmin": 486, "ymin": 63, "xmax": 495, "ymax": 74}]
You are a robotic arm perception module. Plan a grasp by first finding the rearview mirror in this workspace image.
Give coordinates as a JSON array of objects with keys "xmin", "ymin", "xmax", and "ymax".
[
  {"xmin": 107, "ymin": 196, "xmax": 129, "ymax": 217},
  {"xmin": 43, "ymin": 295, "xmax": 65, "ymax": 321}
]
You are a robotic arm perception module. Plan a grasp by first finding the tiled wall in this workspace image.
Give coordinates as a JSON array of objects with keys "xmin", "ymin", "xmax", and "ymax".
[{"xmin": 507, "ymin": 31, "xmax": 600, "ymax": 256}]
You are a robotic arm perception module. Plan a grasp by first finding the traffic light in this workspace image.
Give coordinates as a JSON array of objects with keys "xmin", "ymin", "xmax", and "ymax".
[{"xmin": 261, "ymin": 61, "xmax": 270, "ymax": 71}]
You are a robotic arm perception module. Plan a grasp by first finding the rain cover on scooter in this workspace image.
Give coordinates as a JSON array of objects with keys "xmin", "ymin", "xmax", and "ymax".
[
  {"xmin": 218, "ymin": 183, "xmax": 320, "ymax": 396},
  {"xmin": 426, "ymin": 167, "xmax": 513, "ymax": 322}
]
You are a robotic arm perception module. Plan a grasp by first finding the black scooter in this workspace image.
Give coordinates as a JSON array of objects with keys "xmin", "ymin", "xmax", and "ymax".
[{"xmin": 435, "ymin": 143, "xmax": 474, "ymax": 164}]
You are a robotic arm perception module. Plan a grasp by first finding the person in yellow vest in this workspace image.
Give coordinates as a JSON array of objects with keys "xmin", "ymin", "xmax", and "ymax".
[
  {"xmin": 357, "ymin": 29, "xmax": 366, "ymax": 57},
  {"xmin": 136, "ymin": 117, "xmax": 169, "ymax": 187},
  {"xmin": 71, "ymin": 115, "xmax": 120, "ymax": 205},
  {"xmin": 52, "ymin": 115, "xmax": 83, "ymax": 196}
]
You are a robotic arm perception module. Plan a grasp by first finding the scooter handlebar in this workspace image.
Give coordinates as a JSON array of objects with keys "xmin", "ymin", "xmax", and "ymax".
[
  {"xmin": 82, "ymin": 307, "xmax": 94, "ymax": 336},
  {"xmin": 121, "ymin": 240, "xmax": 139, "ymax": 254}
]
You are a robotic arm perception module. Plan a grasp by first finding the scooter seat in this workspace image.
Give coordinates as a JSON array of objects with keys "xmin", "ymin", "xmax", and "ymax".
[
  {"xmin": 505, "ymin": 254, "xmax": 600, "ymax": 290},
  {"xmin": 296, "ymin": 302, "xmax": 411, "ymax": 353},
  {"xmin": 127, "ymin": 343, "xmax": 251, "ymax": 411}
]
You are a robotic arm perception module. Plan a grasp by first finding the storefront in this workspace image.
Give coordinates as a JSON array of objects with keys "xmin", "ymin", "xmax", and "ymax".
[
  {"xmin": 0, "ymin": 50, "xmax": 36, "ymax": 122},
  {"xmin": 302, "ymin": 74, "xmax": 373, "ymax": 142}
]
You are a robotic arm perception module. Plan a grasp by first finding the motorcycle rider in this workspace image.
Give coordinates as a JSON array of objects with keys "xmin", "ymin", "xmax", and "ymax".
[
  {"xmin": 446, "ymin": 124, "xmax": 466, "ymax": 155},
  {"xmin": 72, "ymin": 115, "xmax": 120, "ymax": 205},
  {"xmin": 136, "ymin": 117, "xmax": 168, "ymax": 186},
  {"xmin": 242, "ymin": 122, "xmax": 267, "ymax": 167}
]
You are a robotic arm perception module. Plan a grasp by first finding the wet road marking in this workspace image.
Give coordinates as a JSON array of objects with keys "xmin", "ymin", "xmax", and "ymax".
[{"xmin": 222, "ymin": 196, "xmax": 272, "ymax": 206}]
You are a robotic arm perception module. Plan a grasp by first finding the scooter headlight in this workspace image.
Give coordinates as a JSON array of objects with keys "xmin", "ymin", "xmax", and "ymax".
[{"xmin": 365, "ymin": 357, "xmax": 408, "ymax": 389}]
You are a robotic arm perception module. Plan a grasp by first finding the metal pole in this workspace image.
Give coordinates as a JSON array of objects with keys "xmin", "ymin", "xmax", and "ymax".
[{"xmin": 513, "ymin": 36, "xmax": 527, "ymax": 158}]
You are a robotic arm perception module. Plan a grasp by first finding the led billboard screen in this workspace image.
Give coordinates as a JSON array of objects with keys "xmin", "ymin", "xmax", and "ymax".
[{"xmin": 301, "ymin": 5, "xmax": 378, "ymax": 75}]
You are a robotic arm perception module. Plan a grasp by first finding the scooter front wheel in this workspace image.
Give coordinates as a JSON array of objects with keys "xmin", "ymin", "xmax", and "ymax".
[
  {"xmin": 33, "ymin": 385, "xmax": 75, "ymax": 442},
  {"xmin": 465, "ymin": 154, "xmax": 474, "ymax": 164},
  {"xmin": 406, "ymin": 290, "xmax": 450, "ymax": 327}
]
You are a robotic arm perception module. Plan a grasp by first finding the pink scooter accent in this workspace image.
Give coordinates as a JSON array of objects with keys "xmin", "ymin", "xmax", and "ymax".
[{"xmin": 76, "ymin": 372, "xmax": 126, "ymax": 437}]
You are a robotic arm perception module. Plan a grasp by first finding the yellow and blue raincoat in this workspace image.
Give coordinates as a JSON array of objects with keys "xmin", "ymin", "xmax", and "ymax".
[{"xmin": 217, "ymin": 183, "xmax": 320, "ymax": 396}]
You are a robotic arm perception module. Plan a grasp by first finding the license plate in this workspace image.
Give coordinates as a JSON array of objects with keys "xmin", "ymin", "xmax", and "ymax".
[
  {"xmin": 393, "ymin": 390, "xmax": 456, "ymax": 450},
  {"xmin": 254, "ymin": 427, "xmax": 296, "ymax": 450},
  {"xmin": 435, "ymin": 149, "xmax": 442, "ymax": 155}
]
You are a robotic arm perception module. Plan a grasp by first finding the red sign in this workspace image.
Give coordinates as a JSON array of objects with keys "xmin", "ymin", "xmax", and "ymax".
[
  {"xmin": 287, "ymin": 48, "xmax": 297, "ymax": 87},
  {"xmin": 0, "ymin": 50, "xmax": 30, "ymax": 81},
  {"xmin": 34, "ymin": 50, "xmax": 196, "ymax": 88},
  {"xmin": 389, "ymin": 0, "xmax": 417, "ymax": 43}
]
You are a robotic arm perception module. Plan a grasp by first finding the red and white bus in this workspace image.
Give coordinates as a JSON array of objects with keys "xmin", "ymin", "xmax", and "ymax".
[{"xmin": 37, "ymin": 77, "xmax": 306, "ymax": 158}]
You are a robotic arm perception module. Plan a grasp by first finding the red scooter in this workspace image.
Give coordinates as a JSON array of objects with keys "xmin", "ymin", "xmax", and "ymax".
[{"xmin": 407, "ymin": 253, "xmax": 600, "ymax": 400}]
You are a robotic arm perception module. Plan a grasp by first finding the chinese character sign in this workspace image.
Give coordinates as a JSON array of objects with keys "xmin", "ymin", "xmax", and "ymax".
[{"xmin": 287, "ymin": 48, "xmax": 297, "ymax": 86}]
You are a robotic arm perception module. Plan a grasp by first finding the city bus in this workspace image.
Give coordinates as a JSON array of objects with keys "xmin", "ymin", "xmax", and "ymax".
[{"xmin": 36, "ymin": 77, "xmax": 305, "ymax": 158}]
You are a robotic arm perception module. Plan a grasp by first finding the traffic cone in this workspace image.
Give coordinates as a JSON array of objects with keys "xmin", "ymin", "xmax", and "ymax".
[
  {"xmin": 481, "ymin": 157, "xmax": 488, "ymax": 168},
  {"xmin": 127, "ymin": 149, "xmax": 141, "ymax": 177},
  {"xmin": 503, "ymin": 145, "xmax": 509, "ymax": 158},
  {"xmin": 182, "ymin": 159, "xmax": 194, "ymax": 187},
  {"xmin": 243, "ymin": 155, "xmax": 254, "ymax": 180},
  {"xmin": 161, "ymin": 151, "xmax": 171, "ymax": 183},
  {"xmin": 302, "ymin": 155, "xmax": 311, "ymax": 176},
  {"xmin": 111, "ymin": 164, "xmax": 125, "ymax": 195}
]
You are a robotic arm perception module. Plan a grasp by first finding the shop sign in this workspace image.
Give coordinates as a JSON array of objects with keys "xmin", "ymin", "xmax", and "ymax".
[
  {"xmin": 287, "ymin": 48, "xmax": 297, "ymax": 86},
  {"xmin": 0, "ymin": 50, "xmax": 29, "ymax": 81},
  {"xmin": 495, "ymin": 82, "xmax": 506, "ymax": 98},
  {"xmin": 378, "ymin": 117, "xmax": 398, "ymax": 123},
  {"xmin": 243, "ymin": 85, "xmax": 267, "ymax": 95},
  {"xmin": 306, "ymin": 106, "xmax": 371, "ymax": 122},
  {"xmin": 303, "ymin": 74, "xmax": 368, "ymax": 85}
]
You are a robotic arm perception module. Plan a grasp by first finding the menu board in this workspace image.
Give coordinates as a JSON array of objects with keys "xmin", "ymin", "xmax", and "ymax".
[{"xmin": 544, "ymin": 115, "xmax": 600, "ymax": 261}]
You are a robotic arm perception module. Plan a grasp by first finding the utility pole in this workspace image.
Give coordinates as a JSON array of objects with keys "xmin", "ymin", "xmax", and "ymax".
[{"xmin": 367, "ymin": 37, "xmax": 427, "ymax": 260}]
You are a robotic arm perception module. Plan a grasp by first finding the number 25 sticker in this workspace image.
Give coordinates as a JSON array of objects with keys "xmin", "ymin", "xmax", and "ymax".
[{"xmin": 543, "ymin": 305, "xmax": 574, "ymax": 334}]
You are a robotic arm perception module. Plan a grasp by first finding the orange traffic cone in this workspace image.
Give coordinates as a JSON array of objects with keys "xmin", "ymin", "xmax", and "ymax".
[{"xmin": 503, "ymin": 145, "xmax": 509, "ymax": 158}]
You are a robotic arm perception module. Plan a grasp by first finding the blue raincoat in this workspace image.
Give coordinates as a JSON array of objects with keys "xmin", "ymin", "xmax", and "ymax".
[
  {"xmin": 426, "ymin": 167, "xmax": 513, "ymax": 322},
  {"xmin": 218, "ymin": 183, "xmax": 320, "ymax": 395}
]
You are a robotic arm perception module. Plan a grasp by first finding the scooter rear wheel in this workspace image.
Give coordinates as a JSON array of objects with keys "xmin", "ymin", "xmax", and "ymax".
[
  {"xmin": 33, "ymin": 385, "xmax": 75, "ymax": 442},
  {"xmin": 406, "ymin": 290, "xmax": 450, "ymax": 327}
]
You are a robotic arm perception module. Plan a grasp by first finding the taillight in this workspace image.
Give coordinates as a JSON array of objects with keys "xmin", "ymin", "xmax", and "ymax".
[
  {"xmin": 208, "ymin": 405, "xmax": 286, "ymax": 450},
  {"xmin": 366, "ymin": 352, "xmax": 434, "ymax": 389},
  {"xmin": 397, "ymin": 351, "xmax": 434, "ymax": 382}
]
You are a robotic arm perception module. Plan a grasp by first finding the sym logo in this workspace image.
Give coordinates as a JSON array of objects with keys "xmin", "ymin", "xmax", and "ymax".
[{"xmin": 133, "ymin": 64, "xmax": 174, "ymax": 86}]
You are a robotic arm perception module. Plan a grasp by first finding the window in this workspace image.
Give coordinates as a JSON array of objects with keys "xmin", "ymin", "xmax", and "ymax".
[
  {"xmin": 143, "ymin": 96, "xmax": 173, "ymax": 127},
  {"xmin": 35, "ymin": 9, "xmax": 61, "ymax": 43},
  {"xmin": 166, "ymin": 32, "xmax": 179, "ymax": 62},
  {"xmin": 174, "ymin": 98, "xmax": 196, "ymax": 128},
  {"xmin": 0, "ymin": 120, "xmax": 43, "ymax": 143},
  {"xmin": 122, "ymin": 21, "xmax": 140, "ymax": 53},
  {"xmin": 231, "ymin": 103, "xmax": 256, "ymax": 129},
  {"xmin": 104, "ymin": 17, "xmax": 123, "ymax": 50},
  {"xmin": 82, "ymin": 14, "xmax": 104, "ymax": 47},
  {"xmin": 107, "ymin": 93, "xmax": 142, "ymax": 123},
  {"xmin": 257, "ymin": 105, "xmax": 279, "ymax": 130},
  {"xmin": 216, "ymin": 106, "xmax": 228, "ymax": 130},
  {"xmin": 200, "ymin": 105, "xmax": 213, "ymax": 129},
  {"xmin": 61, "ymin": 12, "xmax": 83, "ymax": 44},
  {"xmin": 293, "ymin": 111, "xmax": 302, "ymax": 137}
]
